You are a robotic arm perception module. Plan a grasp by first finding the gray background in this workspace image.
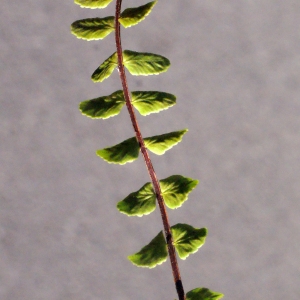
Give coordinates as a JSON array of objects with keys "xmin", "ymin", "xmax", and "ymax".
[{"xmin": 1, "ymin": 0, "xmax": 299, "ymax": 299}]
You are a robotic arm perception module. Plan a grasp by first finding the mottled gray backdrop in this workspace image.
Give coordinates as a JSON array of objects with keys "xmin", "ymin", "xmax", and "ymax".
[{"xmin": 1, "ymin": 0, "xmax": 299, "ymax": 299}]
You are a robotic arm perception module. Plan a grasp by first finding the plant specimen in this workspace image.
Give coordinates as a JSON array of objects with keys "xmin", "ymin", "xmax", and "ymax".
[{"xmin": 71, "ymin": 0, "xmax": 223, "ymax": 299}]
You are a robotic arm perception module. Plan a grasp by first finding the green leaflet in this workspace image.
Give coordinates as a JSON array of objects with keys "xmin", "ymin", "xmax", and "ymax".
[
  {"xmin": 144, "ymin": 129, "xmax": 188, "ymax": 155},
  {"xmin": 79, "ymin": 90, "xmax": 125, "ymax": 119},
  {"xmin": 128, "ymin": 231, "xmax": 167, "ymax": 268},
  {"xmin": 71, "ymin": 17, "xmax": 115, "ymax": 40},
  {"xmin": 117, "ymin": 175, "xmax": 197, "ymax": 216},
  {"xmin": 119, "ymin": 1, "xmax": 157, "ymax": 28},
  {"xmin": 186, "ymin": 288, "xmax": 224, "ymax": 300},
  {"xmin": 79, "ymin": 90, "xmax": 175, "ymax": 118},
  {"xmin": 97, "ymin": 130, "xmax": 187, "ymax": 164},
  {"xmin": 131, "ymin": 91, "xmax": 176, "ymax": 116},
  {"xmin": 160, "ymin": 175, "xmax": 199, "ymax": 209},
  {"xmin": 92, "ymin": 50, "xmax": 170, "ymax": 81},
  {"xmin": 171, "ymin": 224, "xmax": 207, "ymax": 260},
  {"xmin": 117, "ymin": 182, "xmax": 156, "ymax": 217},
  {"xmin": 91, "ymin": 52, "xmax": 118, "ymax": 82},
  {"xmin": 96, "ymin": 137, "xmax": 139, "ymax": 165},
  {"xmin": 74, "ymin": 0, "xmax": 113, "ymax": 9},
  {"xmin": 123, "ymin": 50, "xmax": 170, "ymax": 76}
]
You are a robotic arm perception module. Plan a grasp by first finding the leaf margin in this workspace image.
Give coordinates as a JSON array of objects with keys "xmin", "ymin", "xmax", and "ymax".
[
  {"xmin": 117, "ymin": 182, "xmax": 156, "ymax": 217},
  {"xmin": 144, "ymin": 129, "xmax": 188, "ymax": 155},
  {"xmin": 127, "ymin": 231, "xmax": 168, "ymax": 268},
  {"xmin": 96, "ymin": 137, "xmax": 139, "ymax": 165},
  {"xmin": 123, "ymin": 50, "xmax": 171, "ymax": 76},
  {"xmin": 91, "ymin": 52, "xmax": 118, "ymax": 82},
  {"xmin": 119, "ymin": 1, "xmax": 157, "ymax": 28},
  {"xmin": 74, "ymin": 0, "xmax": 114, "ymax": 9},
  {"xmin": 171, "ymin": 223, "xmax": 207, "ymax": 260},
  {"xmin": 131, "ymin": 91, "xmax": 176, "ymax": 116},
  {"xmin": 79, "ymin": 90, "xmax": 125, "ymax": 119},
  {"xmin": 186, "ymin": 287, "xmax": 224, "ymax": 300},
  {"xmin": 160, "ymin": 175, "xmax": 199, "ymax": 209},
  {"xmin": 71, "ymin": 16, "xmax": 115, "ymax": 41}
]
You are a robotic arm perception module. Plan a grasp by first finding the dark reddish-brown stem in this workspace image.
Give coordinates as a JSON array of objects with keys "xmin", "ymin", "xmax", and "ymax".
[{"xmin": 114, "ymin": 1, "xmax": 185, "ymax": 300}]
